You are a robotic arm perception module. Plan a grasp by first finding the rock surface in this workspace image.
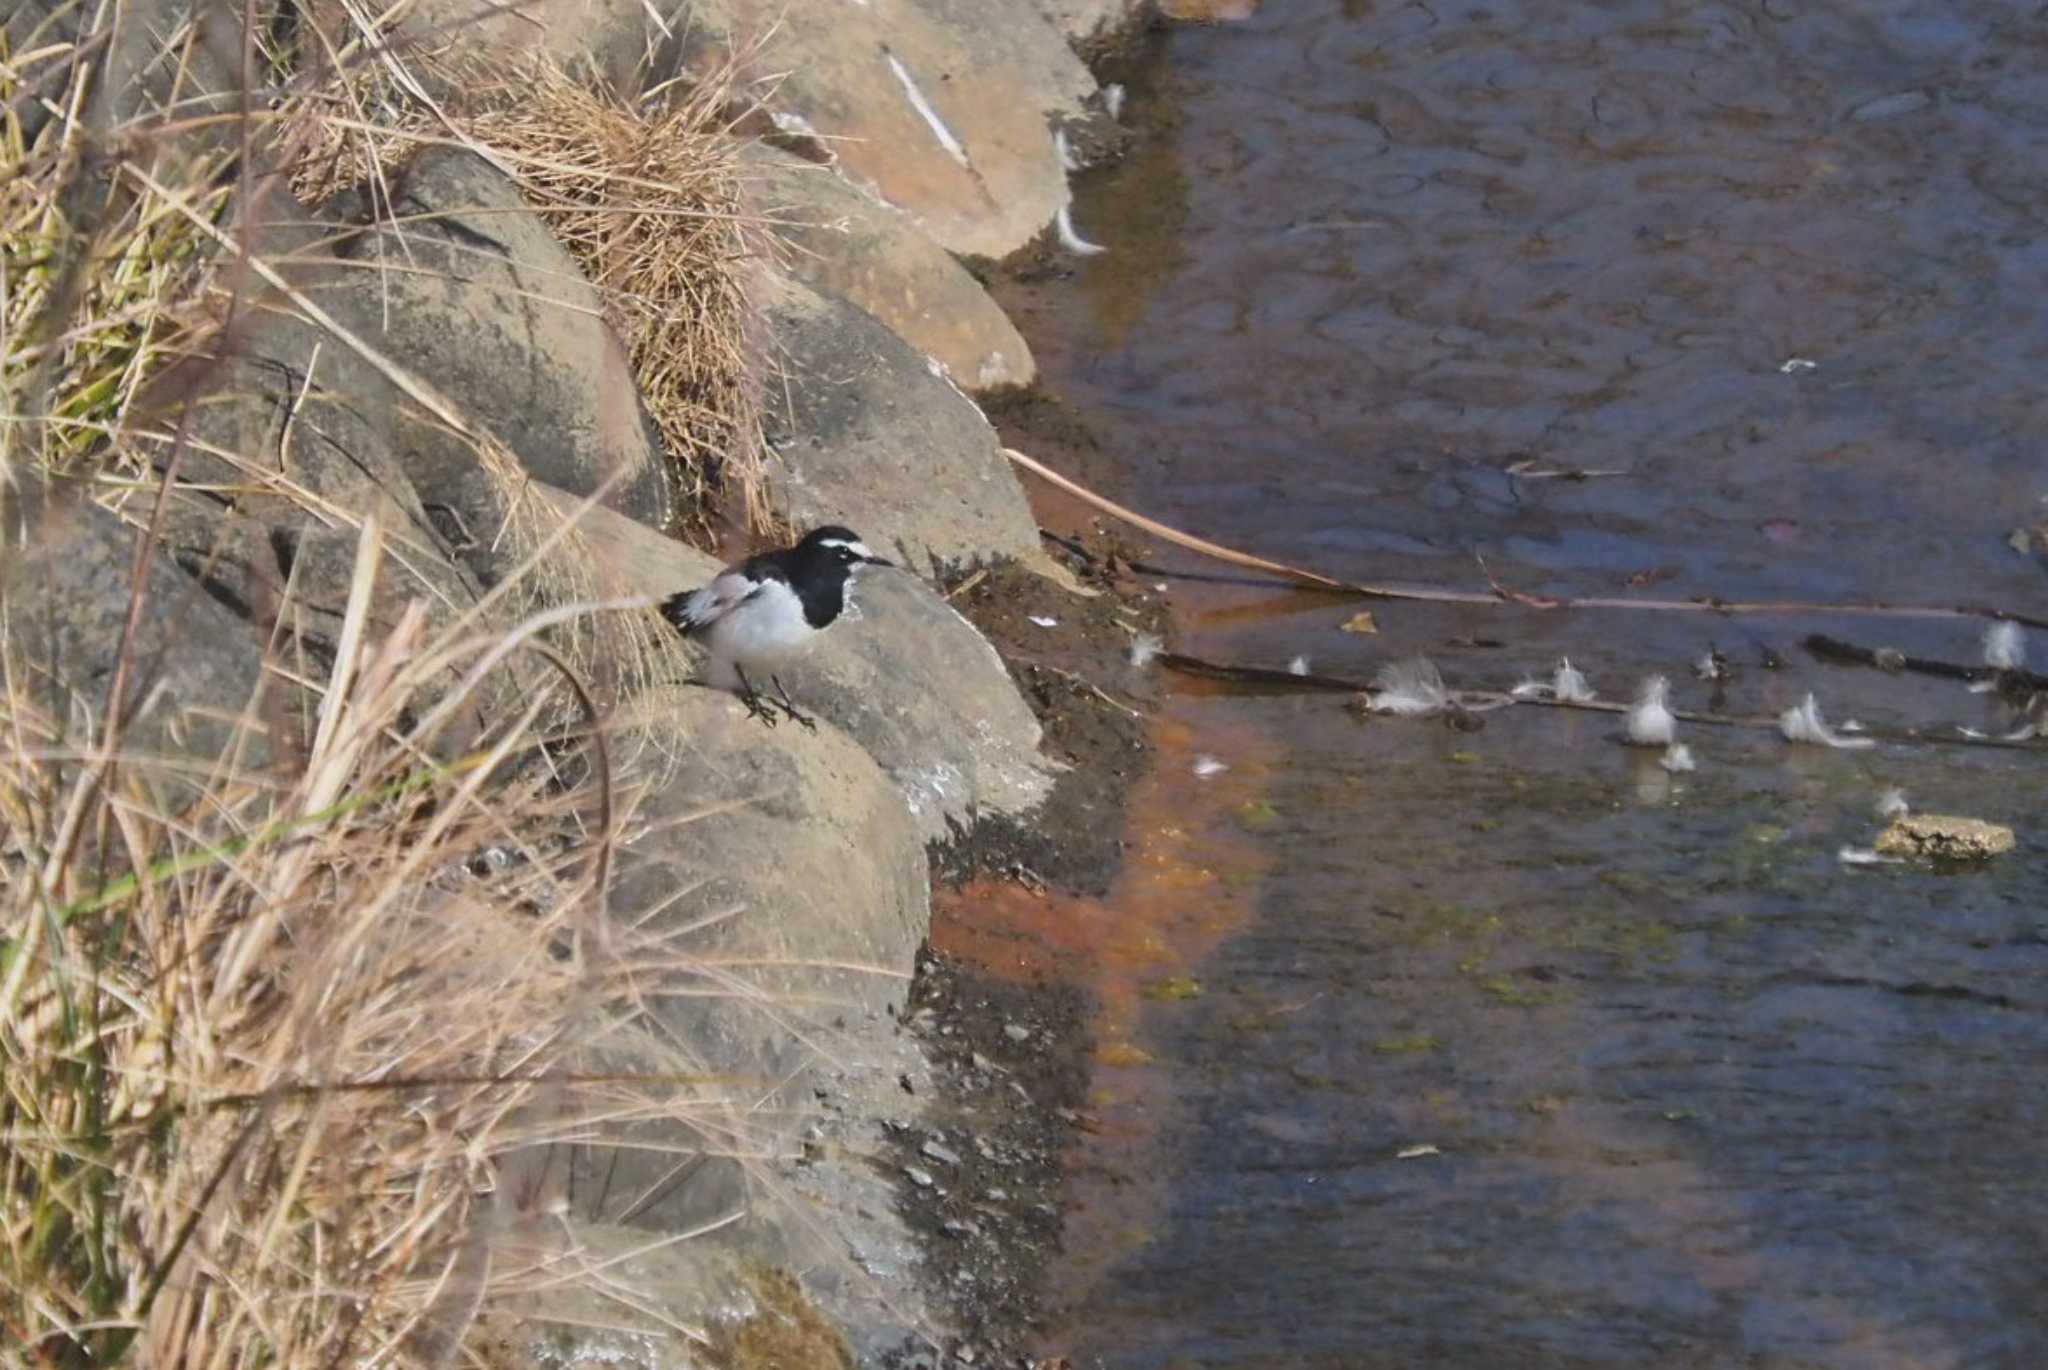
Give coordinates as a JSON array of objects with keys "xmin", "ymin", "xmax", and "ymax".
[
  {"xmin": 319, "ymin": 147, "xmax": 675, "ymax": 571},
  {"xmin": 745, "ymin": 143, "xmax": 1036, "ymax": 389},
  {"xmin": 757, "ymin": 271, "xmax": 1043, "ymax": 573},
  {"xmin": 777, "ymin": 567, "xmax": 1056, "ymax": 843},
  {"xmin": 403, "ymin": 0, "xmax": 1094, "ymax": 259},
  {"xmin": 683, "ymin": 0, "xmax": 1095, "ymax": 259},
  {"xmin": 1035, "ymin": 0, "xmax": 1152, "ymax": 46},
  {"xmin": 2, "ymin": 493, "xmax": 272, "ymax": 777},
  {"xmin": 390, "ymin": 0, "xmax": 668, "ymax": 99},
  {"xmin": 572, "ymin": 684, "xmax": 927, "ymax": 1235}
]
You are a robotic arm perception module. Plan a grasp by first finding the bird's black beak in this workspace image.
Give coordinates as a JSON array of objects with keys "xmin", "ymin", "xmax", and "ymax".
[{"xmin": 863, "ymin": 555, "xmax": 895, "ymax": 569}]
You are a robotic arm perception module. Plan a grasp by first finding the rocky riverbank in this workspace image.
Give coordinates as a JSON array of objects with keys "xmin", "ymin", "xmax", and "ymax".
[{"xmin": 3, "ymin": 0, "xmax": 1181, "ymax": 1362}]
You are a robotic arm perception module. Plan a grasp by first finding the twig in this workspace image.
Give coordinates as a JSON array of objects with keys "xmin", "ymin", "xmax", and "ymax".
[
  {"xmin": 1003, "ymin": 446, "xmax": 2048, "ymax": 628},
  {"xmin": 1033, "ymin": 661, "xmax": 1148, "ymax": 720},
  {"xmin": 1805, "ymin": 633, "xmax": 2048, "ymax": 692},
  {"xmin": 1005, "ymin": 446, "xmax": 1359, "ymax": 593},
  {"xmin": 944, "ymin": 567, "xmax": 988, "ymax": 601},
  {"xmin": 1156, "ymin": 652, "xmax": 1361, "ymax": 692}
]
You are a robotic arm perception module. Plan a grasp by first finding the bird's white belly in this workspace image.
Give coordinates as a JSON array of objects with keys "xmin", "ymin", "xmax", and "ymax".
[{"xmin": 699, "ymin": 580, "xmax": 814, "ymax": 689}]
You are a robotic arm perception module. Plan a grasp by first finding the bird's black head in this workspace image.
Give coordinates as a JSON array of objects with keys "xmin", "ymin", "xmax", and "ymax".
[{"xmin": 796, "ymin": 525, "xmax": 893, "ymax": 571}]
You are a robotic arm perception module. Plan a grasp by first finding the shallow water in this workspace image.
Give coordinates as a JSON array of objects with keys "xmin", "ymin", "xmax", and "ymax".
[{"xmin": 1000, "ymin": 3, "xmax": 2048, "ymax": 1365}]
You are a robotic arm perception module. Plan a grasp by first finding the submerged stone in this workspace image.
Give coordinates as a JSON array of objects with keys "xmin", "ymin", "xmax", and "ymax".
[{"xmin": 1873, "ymin": 814, "xmax": 2016, "ymax": 861}]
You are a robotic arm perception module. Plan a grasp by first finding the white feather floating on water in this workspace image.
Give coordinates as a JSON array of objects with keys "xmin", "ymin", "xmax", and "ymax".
[
  {"xmin": 1055, "ymin": 204, "xmax": 1107, "ymax": 256},
  {"xmin": 1288, "ymin": 655, "xmax": 1311, "ymax": 677},
  {"xmin": 1625, "ymin": 676, "xmax": 1677, "ymax": 746},
  {"xmin": 1370, "ymin": 658, "xmax": 1450, "ymax": 716},
  {"xmin": 1838, "ymin": 845, "xmax": 1903, "ymax": 867},
  {"xmin": 1552, "ymin": 658, "xmax": 1594, "ymax": 704},
  {"xmin": 1660, "ymin": 742, "xmax": 1696, "ymax": 773},
  {"xmin": 1129, "ymin": 631, "xmax": 1163, "ymax": 668},
  {"xmin": 1192, "ymin": 755, "xmax": 1229, "ymax": 779},
  {"xmin": 1984, "ymin": 620, "xmax": 2026, "ymax": 671},
  {"xmin": 1875, "ymin": 787, "xmax": 1909, "ymax": 819},
  {"xmin": 1779, "ymin": 693, "xmax": 1876, "ymax": 749}
]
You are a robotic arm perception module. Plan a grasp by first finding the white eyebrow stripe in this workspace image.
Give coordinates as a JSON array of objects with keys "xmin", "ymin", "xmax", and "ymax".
[{"xmin": 819, "ymin": 537, "xmax": 873, "ymax": 559}]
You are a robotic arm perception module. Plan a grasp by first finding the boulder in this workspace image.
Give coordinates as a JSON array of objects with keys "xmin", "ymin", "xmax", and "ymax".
[
  {"xmin": 541, "ymin": 487, "xmax": 1053, "ymax": 839},
  {"xmin": 776, "ymin": 567, "xmax": 1056, "ymax": 843},
  {"xmin": 681, "ymin": 0, "xmax": 1095, "ymax": 259},
  {"xmin": 385, "ymin": 0, "xmax": 669, "ymax": 99},
  {"xmin": 1035, "ymin": 0, "xmax": 1152, "ymax": 48},
  {"xmin": 317, "ymin": 146, "xmax": 676, "ymax": 575},
  {"xmin": 397, "ymin": 0, "xmax": 1094, "ymax": 259},
  {"xmin": 743, "ymin": 142, "xmax": 1035, "ymax": 389},
  {"xmin": 756, "ymin": 271, "xmax": 1043, "ymax": 572},
  {"xmin": 572, "ymin": 684, "xmax": 929, "ymax": 1239},
  {"xmin": 1, "ymin": 492, "xmax": 272, "ymax": 781}
]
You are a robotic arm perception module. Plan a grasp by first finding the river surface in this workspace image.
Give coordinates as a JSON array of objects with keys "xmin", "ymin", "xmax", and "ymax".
[{"xmin": 995, "ymin": 3, "xmax": 2048, "ymax": 1366}]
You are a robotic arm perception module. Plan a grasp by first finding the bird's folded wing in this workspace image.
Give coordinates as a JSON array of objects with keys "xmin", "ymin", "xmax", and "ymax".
[{"xmin": 663, "ymin": 571, "xmax": 760, "ymax": 633}]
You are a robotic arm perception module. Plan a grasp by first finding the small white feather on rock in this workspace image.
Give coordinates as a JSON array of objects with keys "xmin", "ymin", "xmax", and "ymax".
[
  {"xmin": 1552, "ymin": 657, "xmax": 1595, "ymax": 703},
  {"xmin": 1370, "ymin": 658, "xmax": 1449, "ymax": 716},
  {"xmin": 1625, "ymin": 676, "xmax": 1676, "ymax": 746},
  {"xmin": 1129, "ymin": 632, "xmax": 1163, "ymax": 668},
  {"xmin": 1779, "ymin": 693, "xmax": 1876, "ymax": 749},
  {"xmin": 1288, "ymin": 655, "xmax": 1311, "ymax": 676},
  {"xmin": 1660, "ymin": 742, "xmax": 1696, "ymax": 773},
  {"xmin": 1875, "ymin": 787, "xmax": 1910, "ymax": 819}
]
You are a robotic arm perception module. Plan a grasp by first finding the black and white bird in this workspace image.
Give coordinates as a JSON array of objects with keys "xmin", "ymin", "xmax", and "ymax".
[{"xmin": 661, "ymin": 524, "xmax": 893, "ymax": 728}]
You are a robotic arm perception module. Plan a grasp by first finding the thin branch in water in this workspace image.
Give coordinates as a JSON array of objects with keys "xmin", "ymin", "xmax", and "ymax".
[{"xmin": 1005, "ymin": 446, "xmax": 2048, "ymax": 628}]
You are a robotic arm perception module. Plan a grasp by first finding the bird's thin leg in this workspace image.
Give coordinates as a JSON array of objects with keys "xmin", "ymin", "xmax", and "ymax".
[
  {"xmin": 732, "ymin": 664, "xmax": 779, "ymax": 728},
  {"xmin": 770, "ymin": 674, "xmax": 817, "ymax": 732}
]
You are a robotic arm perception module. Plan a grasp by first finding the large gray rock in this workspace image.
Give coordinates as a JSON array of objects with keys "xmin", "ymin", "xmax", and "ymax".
[
  {"xmin": 757, "ymin": 271, "xmax": 1043, "ymax": 573},
  {"xmin": 777, "ymin": 568, "xmax": 1055, "ymax": 842},
  {"xmin": 2, "ymin": 492, "xmax": 272, "ymax": 781},
  {"xmin": 401, "ymin": 0, "xmax": 1093, "ymax": 259},
  {"xmin": 1034, "ymin": 0, "xmax": 1151, "ymax": 46},
  {"xmin": 542, "ymin": 487, "xmax": 1053, "ymax": 839},
  {"xmin": 388, "ymin": 0, "xmax": 665, "ymax": 99},
  {"xmin": 744, "ymin": 143, "xmax": 1035, "ymax": 390},
  {"xmin": 571, "ymin": 685, "xmax": 928, "ymax": 1240},
  {"xmin": 683, "ymin": 0, "xmax": 1094, "ymax": 259},
  {"xmin": 319, "ymin": 147, "xmax": 675, "ymax": 575}
]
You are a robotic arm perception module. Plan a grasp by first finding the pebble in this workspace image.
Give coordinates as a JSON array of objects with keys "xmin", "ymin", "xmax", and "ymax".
[
  {"xmin": 905, "ymin": 1165, "xmax": 935, "ymax": 1188},
  {"xmin": 921, "ymin": 1138, "xmax": 962, "ymax": 1166},
  {"xmin": 1002, "ymin": 1022, "xmax": 1032, "ymax": 1043}
]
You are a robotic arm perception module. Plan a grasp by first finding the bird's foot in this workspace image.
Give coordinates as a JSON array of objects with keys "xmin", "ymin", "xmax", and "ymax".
[
  {"xmin": 770, "ymin": 676, "xmax": 817, "ymax": 732},
  {"xmin": 738, "ymin": 687, "xmax": 781, "ymax": 728}
]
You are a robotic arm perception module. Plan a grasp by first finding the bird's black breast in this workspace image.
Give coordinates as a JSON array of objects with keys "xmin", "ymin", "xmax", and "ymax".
[{"xmin": 745, "ymin": 548, "xmax": 847, "ymax": 630}]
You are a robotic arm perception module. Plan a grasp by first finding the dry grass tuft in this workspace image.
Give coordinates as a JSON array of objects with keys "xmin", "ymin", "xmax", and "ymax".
[
  {"xmin": 5, "ymin": 19, "xmax": 791, "ymax": 1362},
  {"xmin": 1, "ymin": 516, "xmax": 752, "ymax": 1366},
  {"xmin": 466, "ymin": 61, "xmax": 769, "ymax": 544},
  {"xmin": 0, "ymin": 18, "xmax": 234, "ymax": 491},
  {"xmin": 292, "ymin": 43, "xmax": 775, "ymax": 545}
]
